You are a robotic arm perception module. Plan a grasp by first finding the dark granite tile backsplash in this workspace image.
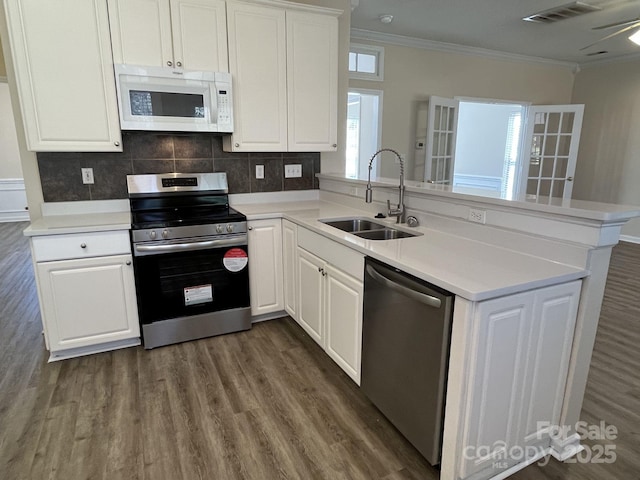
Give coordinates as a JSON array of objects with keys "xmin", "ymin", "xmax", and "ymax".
[{"xmin": 37, "ymin": 132, "xmax": 320, "ymax": 202}]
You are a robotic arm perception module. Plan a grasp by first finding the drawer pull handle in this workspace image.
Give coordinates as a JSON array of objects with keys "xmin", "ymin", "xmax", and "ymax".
[{"xmin": 80, "ymin": 243, "xmax": 87, "ymax": 249}]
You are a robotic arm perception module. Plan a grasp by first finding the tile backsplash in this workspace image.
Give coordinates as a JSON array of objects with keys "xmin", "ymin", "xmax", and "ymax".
[{"xmin": 37, "ymin": 132, "xmax": 320, "ymax": 202}]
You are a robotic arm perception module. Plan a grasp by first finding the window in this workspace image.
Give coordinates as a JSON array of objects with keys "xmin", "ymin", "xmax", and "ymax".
[
  {"xmin": 349, "ymin": 44, "xmax": 384, "ymax": 81},
  {"xmin": 346, "ymin": 89, "xmax": 383, "ymax": 178}
]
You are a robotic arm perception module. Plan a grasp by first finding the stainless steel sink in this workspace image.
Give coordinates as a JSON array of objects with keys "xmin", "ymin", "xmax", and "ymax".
[
  {"xmin": 320, "ymin": 217, "xmax": 422, "ymax": 240},
  {"xmin": 322, "ymin": 218, "xmax": 387, "ymax": 232},
  {"xmin": 353, "ymin": 229, "xmax": 418, "ymax": 240}
]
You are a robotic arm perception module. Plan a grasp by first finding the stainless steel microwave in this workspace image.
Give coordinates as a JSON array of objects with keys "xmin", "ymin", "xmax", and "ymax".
[{"xmin": 114, "ymin": 64, "xmax": 233, "ymax": 133}]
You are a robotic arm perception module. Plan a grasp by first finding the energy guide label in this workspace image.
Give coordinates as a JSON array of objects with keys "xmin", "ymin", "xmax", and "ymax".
[
  {"xmin": 184, "ymin": 285, "xmax": 213, "ymax": 306},
  {"xmin": 223, "ymin": 248, "xmax": 248, "ymax": 272}
]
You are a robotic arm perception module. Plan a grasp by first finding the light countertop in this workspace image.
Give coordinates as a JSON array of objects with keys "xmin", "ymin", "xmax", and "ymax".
[
  {"xmin": 23, "ymin": 197, "xmax": 587, "ymax": 301},
  {"xmin": 236, "ymin": 200, "xmax": 587, "ymax": 301}
]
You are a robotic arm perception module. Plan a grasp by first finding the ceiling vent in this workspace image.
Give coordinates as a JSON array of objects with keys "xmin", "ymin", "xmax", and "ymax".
[{"xmin": 523, "ymin": 2, "xmax": 601, "ymax": 24}]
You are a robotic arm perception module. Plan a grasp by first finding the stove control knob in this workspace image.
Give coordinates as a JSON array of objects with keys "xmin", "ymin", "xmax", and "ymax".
[
  {"xmin": 162, "ymin": 229, "xmax": 168, "ymax": 239},
  {"xmin": 216, "ymin": 225, "xmax": 223, "ymax": 234},
  {"xmin": 226, "ymin": 224, "xmax": 234, "ymax": 233},
  {"xmin": 149, "ymin": 230, "xmax": 157, "ymax": 240}
]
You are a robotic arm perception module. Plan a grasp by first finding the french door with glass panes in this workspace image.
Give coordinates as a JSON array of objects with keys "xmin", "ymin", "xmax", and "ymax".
[
  {"xmin": 520, "ymin": 105, "xmax": 584, "ymax": 202},
  {"xmin": 425, "ymin": 96, "xmax": 459, "ymax": 185}
]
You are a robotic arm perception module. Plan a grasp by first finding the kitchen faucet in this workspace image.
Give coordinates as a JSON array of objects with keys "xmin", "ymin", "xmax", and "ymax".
[{"xmin": 365, "ymin": 148, "xmax": 405, "ymax": 224}]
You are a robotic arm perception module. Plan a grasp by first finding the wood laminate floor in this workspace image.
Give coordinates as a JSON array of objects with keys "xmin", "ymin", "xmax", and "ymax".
[{"xmin": 1, "ymin": 222, "xmax": 639, "ymax": 480}]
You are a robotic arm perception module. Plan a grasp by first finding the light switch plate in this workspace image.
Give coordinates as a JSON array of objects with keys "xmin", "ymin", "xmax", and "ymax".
[
  {"xmin": 284, "ymin": 164, "xmax": 302, "ymax": 178},
  {"xmin": 256, "ymin": 164, "xmax": 264, "ymax": 179},
  {"xmin": 81, "ymin": 168, "xmax": 94, "ymax": 184}
]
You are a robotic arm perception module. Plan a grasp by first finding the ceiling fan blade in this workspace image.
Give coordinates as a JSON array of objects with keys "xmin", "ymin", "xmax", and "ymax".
[
  {"xmin": 581, "ymin": 22, "xmax": 640, "ymax": 50},
  {"xmin": 592, "ymin": 16, "xmax": 640, "ymax": 30}
]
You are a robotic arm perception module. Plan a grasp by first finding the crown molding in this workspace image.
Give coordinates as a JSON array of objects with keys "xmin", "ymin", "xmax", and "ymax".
[
  {"xmin": 577, "ymin": 51, "xmax": 640, "ymax": 68},
  {"xmin": 350, "ymin": 28, "xmax": 578, "ymax": 70}
]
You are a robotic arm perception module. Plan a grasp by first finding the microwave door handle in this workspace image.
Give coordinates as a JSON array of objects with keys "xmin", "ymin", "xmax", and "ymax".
[{"xmin": 134, "ymin": 236, "xmax": 245, "ymax": 255}]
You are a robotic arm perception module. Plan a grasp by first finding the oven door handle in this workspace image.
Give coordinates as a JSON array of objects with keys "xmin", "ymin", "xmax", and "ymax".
[{"xmin": 134, "ymin": 236, "xmax": 246, "ymax": 256}]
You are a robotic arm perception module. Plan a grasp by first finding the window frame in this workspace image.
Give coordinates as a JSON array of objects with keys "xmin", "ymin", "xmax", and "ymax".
[{"xmin": 348, "ymin": 44, "xmax": 384, "ymax": 82}]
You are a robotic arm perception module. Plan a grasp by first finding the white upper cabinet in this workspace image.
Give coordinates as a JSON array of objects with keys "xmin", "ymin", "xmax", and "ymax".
[
  {"xmin": 224, "ymin": 2, "xmax": 288, "ymax": 151},
  {"xmin": 4, "ymin": 0, "xmax": 123, "ymax": 152},
  {"xmin": 108, "ymin": 0, "xmax": 229, "ymax": 71},
  {"xmin": 286, "ymin": 11, "xmax": 338, "ymax": 151},
  {"xmin": 224, "ymin": 1, "xmax": 340, "ymax": 152}
]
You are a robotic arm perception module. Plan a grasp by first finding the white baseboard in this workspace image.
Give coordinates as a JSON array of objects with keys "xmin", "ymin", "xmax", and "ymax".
[
  {"xmin": 619, "ymin": 235, "xmax": 640, "ymax": 245},
  {"xmin": 0, "ymin": 178, "xmax": 29, "ymax": 222}
]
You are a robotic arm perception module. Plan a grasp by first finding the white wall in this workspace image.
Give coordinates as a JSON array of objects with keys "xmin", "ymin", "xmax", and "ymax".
[
  {"xmin": 571, "ymin": 59, "xmax": 640, "ymax": 240},
  {"xmin": 349, "ymin": 40, "xmax": 576, "ymax": 179},
  {"xmin": 0, "ymin": 81, "xmax": 27, "ymax": 221}
]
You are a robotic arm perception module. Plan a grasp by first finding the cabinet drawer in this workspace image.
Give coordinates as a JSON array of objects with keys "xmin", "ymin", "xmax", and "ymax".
[
  {"xmin": 31, "ymin": 231, "xmax": 131, "ymax": 262},
  {"xmin": 298, "ymin": 227, "xmax": 364, "ymax": 280}
]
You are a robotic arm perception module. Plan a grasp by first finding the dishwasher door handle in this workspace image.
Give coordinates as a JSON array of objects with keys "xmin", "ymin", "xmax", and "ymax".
[{"xmin": 366, "ymin": 264, "xmax": 442, "ymax": 308}]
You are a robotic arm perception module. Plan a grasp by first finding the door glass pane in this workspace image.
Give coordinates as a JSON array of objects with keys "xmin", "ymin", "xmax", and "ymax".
[
  {"xmin": 534, "ymin": 113, "xmax": 546, "ymax": 133},
  {"xmin": 541, "ymin": 157, "xmax": 555, "ymax": 177},
  {"xmin": 446, "ymin": 133, "xmax": 453, "ymax": 155},
  {"xmin": 531, "ymin": 135, "xmax": 543, "ymax": 156},
  {"xmin": 539, "ymin": 179, "xmax": 552, "ymax": 196},
  {"xmin": 439, "ymin": 133, "xmax": 447, "ymax": 155},
  {"xmin": 543, "ymin": 135, "xmax": 558, "ymax": 156},
  {"xmin": 527, "ymin": 179, "xmax": 538, "ymax": 195},
  {"xmin": 529, "ymin": 158, "xmax": 541, "ymax": 177},
  {"xmin": 547, "ymin": 113, "xmax": 561, "ymax": 133},
  {"xmin": 552, "ymin": 180, "xmax": 565, "ymax": 197},
  {"xmin": 448, "ymin": 107, "xmax": 456, "ymax": 130},
  {"xmin": 434, "ymin": 106, "xmax": 442, "ymax": 130},
  {"xmin": 432, "ymin": 133, "xmax": 439, "ymax": 156},
  {"xmin": 555, "ymin": 158, "xmax": 568, "ymax": 177},
  {"xmin": 441, "ymin": 107, "xmax": 449, "ymax": 130},
  {"xmin": 558, "ymin": 135, "xmax": 571, "ymax": 156},
  {"xmin": 561, "ymin": 112, "xmax": 575, "ymax": 133}
]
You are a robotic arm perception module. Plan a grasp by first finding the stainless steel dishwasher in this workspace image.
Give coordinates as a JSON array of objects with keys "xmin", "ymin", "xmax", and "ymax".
[{"xmin": 361, "ymin": 257, "xmax": 454, "ymax": 466}]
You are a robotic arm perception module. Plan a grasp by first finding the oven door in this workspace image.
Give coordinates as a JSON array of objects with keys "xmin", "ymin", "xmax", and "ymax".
[{"xmin": 132, "ymin": 236, "xmax": 249, "ymax": 325}]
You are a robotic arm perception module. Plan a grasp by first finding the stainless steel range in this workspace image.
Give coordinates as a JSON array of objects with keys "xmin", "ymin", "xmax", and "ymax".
[{"xmin": 127, "ymin": 172, "xmax": 251, "ymax": 349}]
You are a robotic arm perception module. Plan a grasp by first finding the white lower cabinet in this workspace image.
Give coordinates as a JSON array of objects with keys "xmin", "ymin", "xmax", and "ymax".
[
  {"xmin": 30, "ymin": 230, "xmax": 140, "ymax": 360},
  {"xmin": 248, "ymin": 218, "xmax": 284, "ymax": 316},
  {"xmin": 296, "ymin": 226, "xmax": 364, "ymax": 384},
  {"xmin": 458, "ymin": 280, "xmax": 581, "ymax": 479}
]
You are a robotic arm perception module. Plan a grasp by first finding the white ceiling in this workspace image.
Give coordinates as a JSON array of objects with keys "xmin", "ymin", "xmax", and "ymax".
[{"xmin": 350, "ymin": 0, "xmax": 640, "ymax": 64}]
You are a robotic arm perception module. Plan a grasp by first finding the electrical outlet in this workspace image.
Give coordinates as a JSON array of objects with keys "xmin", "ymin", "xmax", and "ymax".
[
  {"xmin": 81, "ymin": 168, "xmax": 94, "ymax": 185},
  {"xmin": 255, "ymin": 164, "xmax": 264, "ymax": 179},
  {"xmin": 284, "ymin": 164, "xmax": 302, "ymax": 178},
  {"xmin": 468, "ymin": 208, "xmax": 486, "ymax": 224}
]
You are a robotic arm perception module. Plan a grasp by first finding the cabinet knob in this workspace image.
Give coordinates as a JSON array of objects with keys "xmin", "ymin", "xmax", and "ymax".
[
  {"xmin": 332, "ymin": 144, "xmax": 337, "ymax": 148},
  {"xmin": 126, "ymin": 260, "xmax": 131, "ymax": 266},
  {"xmin": 567, "ymin": 176, "xmax": 574, "ymax": 182},
  {"xmin": 248, "ymin": 226, "xmax": 253, "ymax": 230},
  {"xmin": 167, "ymin": 60, "xmax": 173, "ymax": 67},
  {"xmin": 114, "ymin": 141, "xmax": 120, "ymax": 147},
  {"xmin": 176, "ymin": 61, "xmax": 182, "ymax": 67},
  {"xmin": 235, "ymin": 143, "xmax": 240, "ymax": 148},
  {"xmin": 80, "ymin": 243, "xmax": 87, "ymax": 248}
]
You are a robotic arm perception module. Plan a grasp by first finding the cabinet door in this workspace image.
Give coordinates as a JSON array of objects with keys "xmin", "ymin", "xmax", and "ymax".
[
  {"xmin": 325, "ymin": 264, "xmax": 363, "ymax": 384},
  {"xmin": 519, "ymin": 281, "xmax": 581, "ymax": 447},
  {"xmin": 282, "ymin": 219, "xmax": 298, "ymax": 319},
  {"xmin": 5, "ymin": 0, "xmax": 122, "ymax": 151},
  {"xmin": 286, "ymin": 11, "xmax": 338, "ymax": 151},
  {"xmin": 248, "ymin": 219, "xmax": 284, "ymax": 316},
  {"xmin": 107, "ymin": 0, "xmax": 174, "ymax": 67},
  {"xmin": 169, "ymin": 0, "xmax": 229, "ymax": 71},
  {"xmin": 37, "ymin": 255, "xmax": 140, "ymax": 352},
  {"xmin": 297, "ymin": 247, "xmax": 324, "ymax": 345},
  {"xmin": 460, "ymin": 292, "xmax": 534, "ymax": 478},
  {"xmin": 225, "ymin": 2, "xmax": 287, "ymax": 151}
]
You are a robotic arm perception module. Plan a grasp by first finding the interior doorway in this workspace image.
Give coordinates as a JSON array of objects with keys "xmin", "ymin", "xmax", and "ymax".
[{"xmin": 346, "ymin": 89, "xmax": 383, "ymax": 179}]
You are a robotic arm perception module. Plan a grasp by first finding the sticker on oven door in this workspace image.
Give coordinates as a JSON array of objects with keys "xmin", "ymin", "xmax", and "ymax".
[
  {"xmin": 223, "ymin": 248, "xmax": 248, "ymax": 272},
  {"xmin": 184, "ymin": 284, "xmax": 213, "ymax": 306}
]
